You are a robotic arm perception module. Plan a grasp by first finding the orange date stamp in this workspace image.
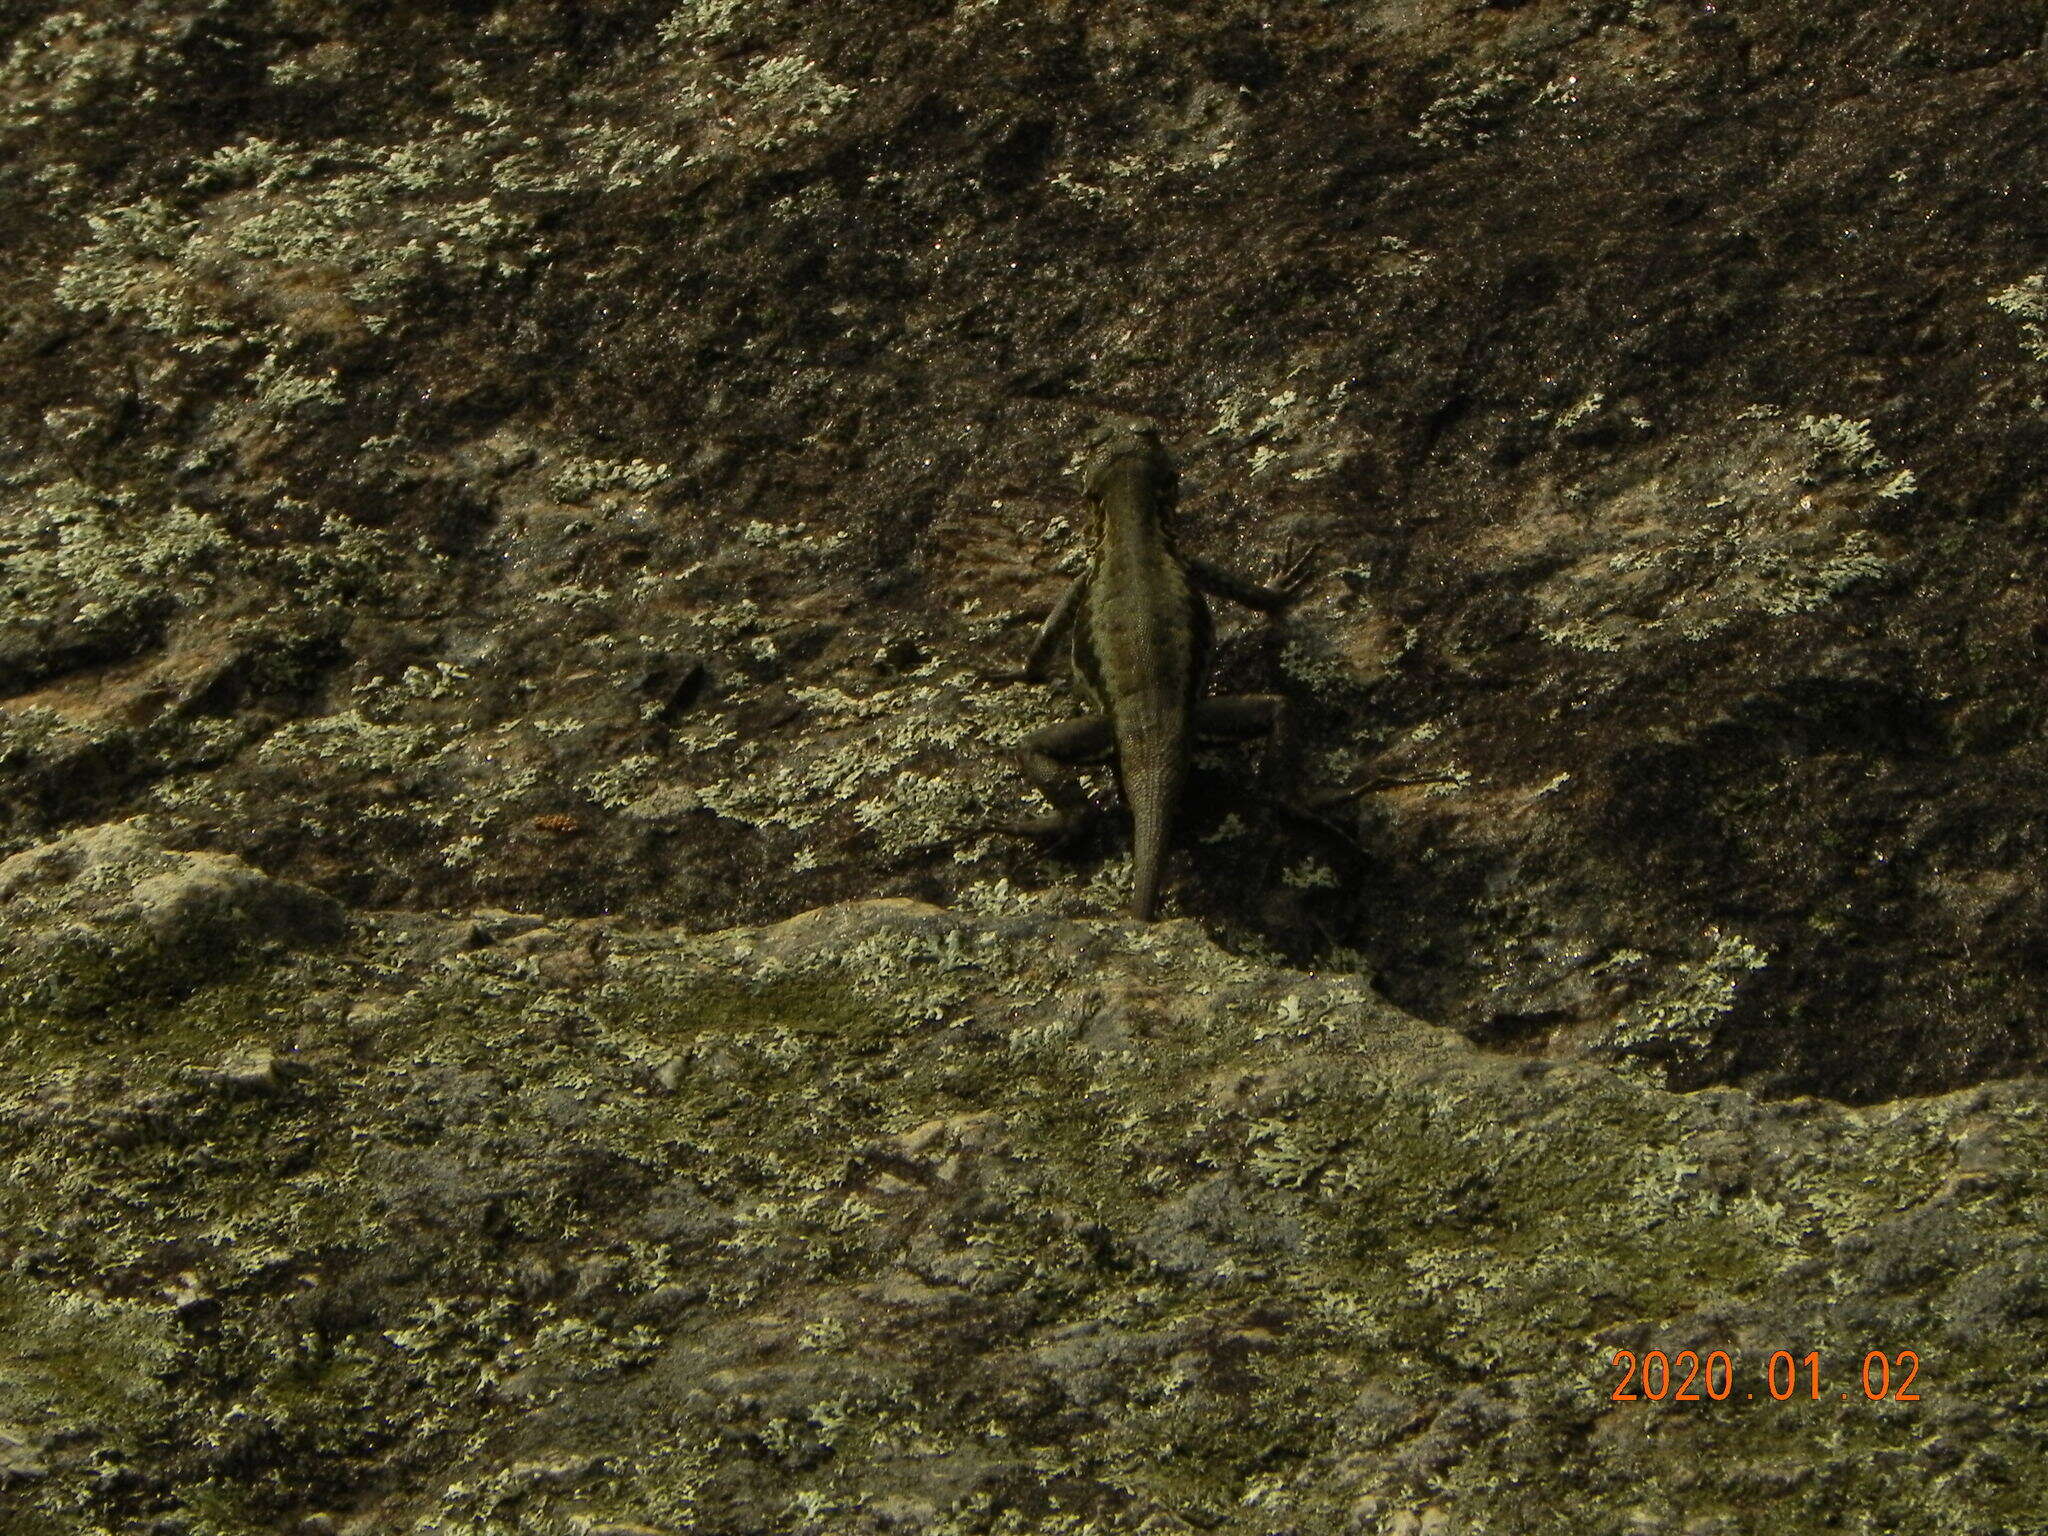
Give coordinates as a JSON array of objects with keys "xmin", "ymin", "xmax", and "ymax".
[{"xmin": 1609, "ymin": 1348, "xmax": 1922, "ymax": 1404}]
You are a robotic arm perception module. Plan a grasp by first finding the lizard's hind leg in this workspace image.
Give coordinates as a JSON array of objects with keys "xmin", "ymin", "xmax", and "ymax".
[
  {"xmin": 1195, "ymin": 693, "xmax": 1293, "ymax": 785},
  {"xmin": 1196, "ymin": 693, "xmax": 1354, "ymax": 817},
  {"xmin": 1198, "ymin": 693, "xmax": 1405, "ymax": 821},
  {"xmin": 990, "ymin": 714, "xmax": 1113, "ymax": 841}
]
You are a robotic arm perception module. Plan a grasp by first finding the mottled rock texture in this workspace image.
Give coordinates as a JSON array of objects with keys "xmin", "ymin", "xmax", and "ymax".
[
  {"xmin": 4, "ymin": 827, "xmax": 2047, "ymax": 1534},
  {"xmin": 4, "ymin": 0, "xmax": 2047, "ymax": 1098},
  {"xmin": 3, "ymin": 0, "xmax": 2048, "ymax": 1528}
]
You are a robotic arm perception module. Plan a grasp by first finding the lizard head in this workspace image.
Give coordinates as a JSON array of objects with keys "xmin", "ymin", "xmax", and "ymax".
[{"xmin": 1081, "ymin": 425, "xmax": 1178, "ymax": 528}]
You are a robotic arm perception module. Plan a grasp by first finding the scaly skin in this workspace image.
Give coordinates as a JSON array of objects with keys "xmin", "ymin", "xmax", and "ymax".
[
  {"xmin": 1002, "ymin": 427, "xmax": 1311, "ymax": 920},
  {"xmin": 1075, "ymin": 430, "xmax": 1207, "ymax": 921}
]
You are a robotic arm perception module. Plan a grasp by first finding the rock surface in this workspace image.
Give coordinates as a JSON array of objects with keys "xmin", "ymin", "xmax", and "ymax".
[
  {"xmin": 3, "ymin": 818, "xmax": 2047, "ymax": 1533},
  {"xmin": 4, "ymin": 1, "xmax": 2048, "ymax": 1529},
  {"xmin": 0, "ymin": 814, "xmax": 346, "ymax": 1016},
  {"xmin": 1, "ymin": 0, "xmax": 2045, "ymax": 1101}
]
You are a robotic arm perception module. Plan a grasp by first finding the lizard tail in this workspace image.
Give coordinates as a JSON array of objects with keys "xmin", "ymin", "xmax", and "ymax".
[{"xmin": 1123, "ymin": 754, "xmax": 1185, "ymax": 922}]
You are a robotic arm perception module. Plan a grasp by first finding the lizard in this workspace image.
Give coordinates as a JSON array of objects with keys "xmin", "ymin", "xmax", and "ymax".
[{"xmin": 992, "ymin": 425, "xmax": 1316, "ymax": 921}]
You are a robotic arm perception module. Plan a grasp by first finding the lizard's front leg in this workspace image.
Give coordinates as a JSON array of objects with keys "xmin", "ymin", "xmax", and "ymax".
[
  {"xmin": 988, "ymin": 713, "xmax": 1113, "ymax": 840},
  {"xmin": 982, "ymin": 577, "xmax": 1086, "ymax": 685},
  {"xmin": 1186, "ymin": 540, "xmax": 1319, "ymax": 616}
]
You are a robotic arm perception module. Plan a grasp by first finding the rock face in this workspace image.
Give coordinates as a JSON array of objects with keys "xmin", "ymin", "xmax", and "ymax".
[
  {"xmin": 0, "ymin": 815, "xmax": 346, "ymax": 1015},
  {"xmin": 3, "ymin": 1, "xmax": 2048, "ymax": 1529},
  {"xmin": 0, "ymin": 815, "xmax": 345, "ymax": 947},
  {"xmin": 2, "ymin": 834, "xmax": 2046, "ymax": 1533},
  {"xmin": 1, "ymin": 0, "xmax": 2044, "ymax": 1103}
]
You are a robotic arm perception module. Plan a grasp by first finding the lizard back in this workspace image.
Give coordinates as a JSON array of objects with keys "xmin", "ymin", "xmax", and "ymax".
[{"xmin": 1071, "ymin": 429, "xmax": 1212, "ymax": 918}]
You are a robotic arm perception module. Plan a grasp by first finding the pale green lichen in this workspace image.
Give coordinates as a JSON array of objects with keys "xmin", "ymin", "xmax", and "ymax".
[
  {"xmin": 657, "ymin": 0, "xmax": 755, "ymax": 48},
  {"xmin": 248, "ymin": 352, "xmax": 343, "ymax": 414},
  {"xmin": 0, "ymin": 11, "xmax": 163, "ymax": 130},
  {"xmin": 1208, "ymin": 371, "xmax": 1356, "ymax": 480},
  {"xmin": 1990, "ymin": 272, "xmax": 2048, "ymax": 361},
  {"xmin": 55, "ymin": 123, "xmax": 565, "ymax": 361},
  {"xmin": 728, "ymin": 54, "xmax": 856, "ymax": 148},
  {"xmin": 1410, "ymin": 66, "xmax": 1523, "ymax": 149},
  {"xmin": 1601, "ymin": 926, "xmax": 1768, "ymax": 1071},
  {"xmin": 1532, "ymin": 414, "xmax": 1909, "ymax": 651},
  {"xmin": 549, "ymin": 456, "xmax": 672, "ymax": 503},
  {"xmin": 1752, "ymin": 527, "xmax": 1890, "ymax": 616},
  {"xmin": 51, "ymin": 198, "xmax": 234, "ymax": 349},
  {"xmin": 1797, "ymin": 412, "xmax": 1886, "ymax": 473},
  {"xmin": 0, "ymin": 474, "xmax": 232, "ymax": 679},
  {"xmin": 1556, "ymin": 389, "xmax": 1606, "ymax": 428},
  {"xmin": 1279, "ymin": 635, "xmax": 1370, "ymax": 698},
  {"xmin": 1280, "ymin": 858, "xmax": 1338, "ymax": 890},
  {"xmin": 686, "ymin": 665, "xmax": 1061, "ymax": 866}
]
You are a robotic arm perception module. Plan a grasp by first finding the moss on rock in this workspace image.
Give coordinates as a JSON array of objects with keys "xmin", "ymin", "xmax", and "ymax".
[{"xmin": 0, "ymin": 858, "xmax": 2042, "ymax": 1532}]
